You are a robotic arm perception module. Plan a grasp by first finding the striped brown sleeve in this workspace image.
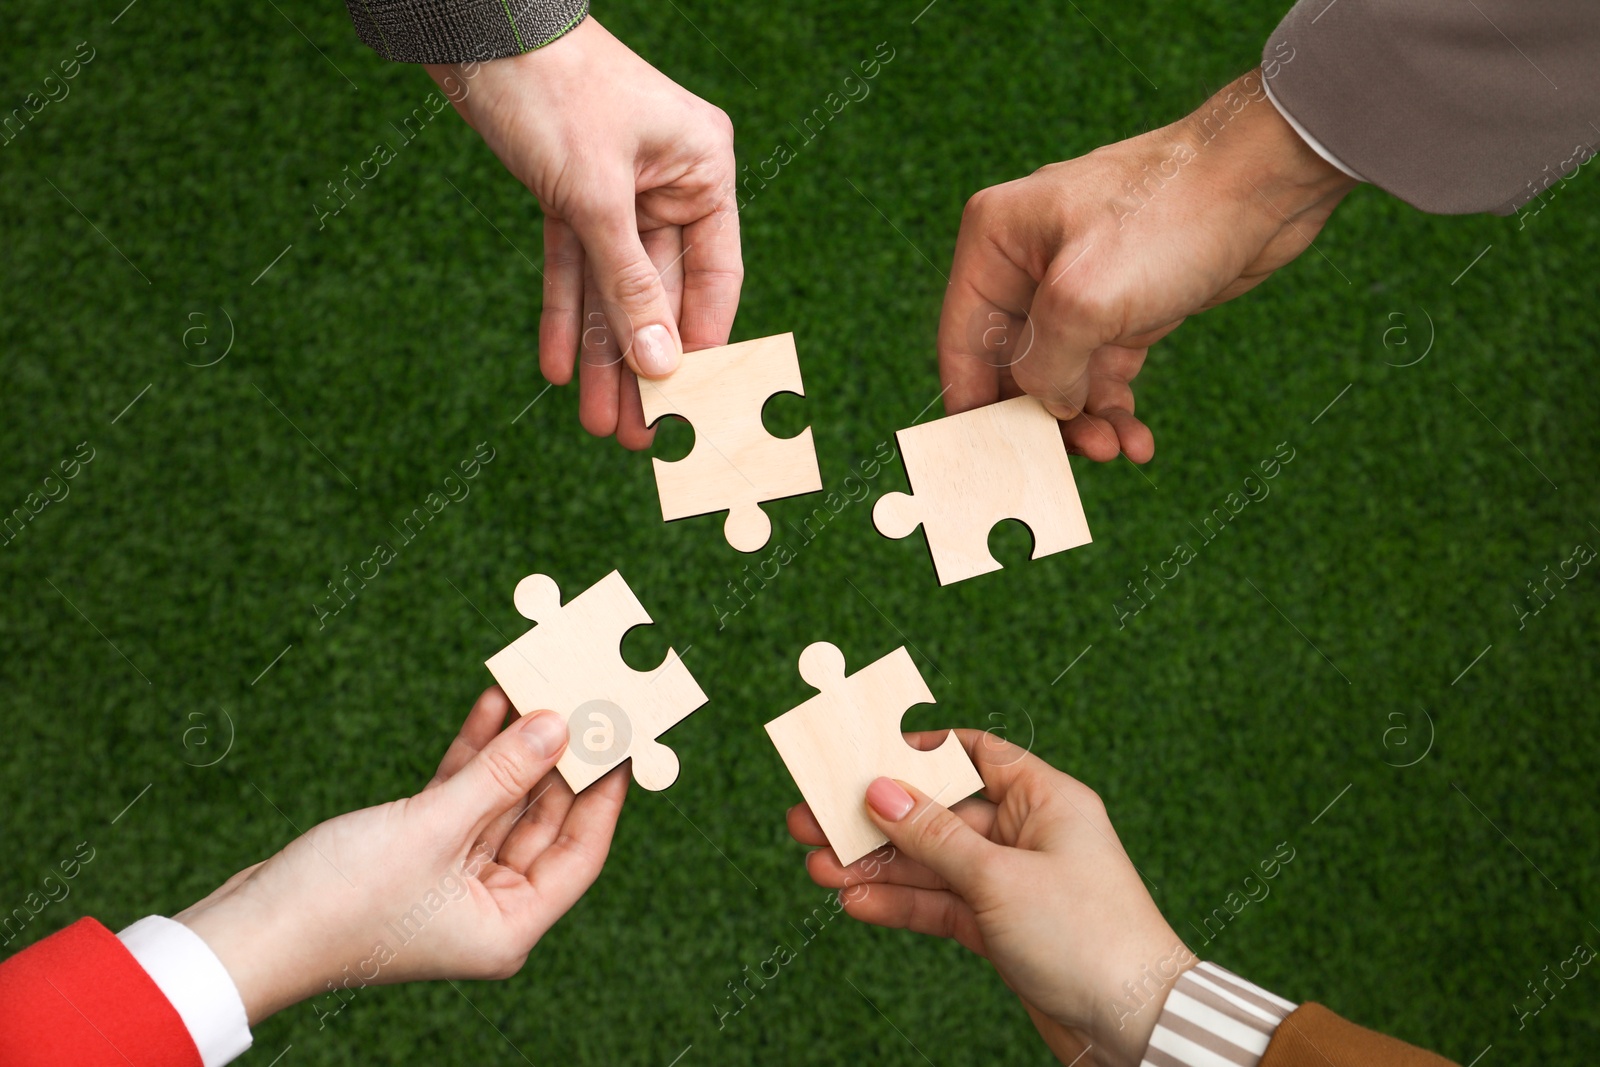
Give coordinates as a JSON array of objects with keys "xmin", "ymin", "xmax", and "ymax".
[
  {"xmin": 1139, "ymin": 962, "xmax": 1460, "ymax": 1067},
  {"xmin": 1140, "ymin": 961, "xmax": 1295, "ymax": 1067}
]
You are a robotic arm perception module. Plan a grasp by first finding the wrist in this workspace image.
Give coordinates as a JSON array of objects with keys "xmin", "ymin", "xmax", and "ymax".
[
  {"xmin": 1180, "ymin": 69, "xmax": 1357, "ymax": 219},
  {"xmin": 1085, "ymin": 936, "xmax": 1199, "ymax": 1067},
  {"xmin": 425, "ymin": 14, "xmax": 602, "ymax": 109},
  {"xmin": 177, "ymin": 872, "xmax": 342, "ymax": 1025}
]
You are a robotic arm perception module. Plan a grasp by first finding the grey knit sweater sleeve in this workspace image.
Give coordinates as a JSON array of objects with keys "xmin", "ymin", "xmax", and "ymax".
[
  {"xmin": 342, "ymin": 0, "xmax": 588, "ymax": 64},
  {"xmin": 1264, "ymin": 0, "xmax": 1599, "ymax": 215}
]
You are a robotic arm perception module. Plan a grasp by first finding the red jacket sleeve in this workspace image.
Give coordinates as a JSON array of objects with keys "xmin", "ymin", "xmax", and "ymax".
[{"xmin": 0, "ymin": 917, "xmax": 203, "ymax": 1067}]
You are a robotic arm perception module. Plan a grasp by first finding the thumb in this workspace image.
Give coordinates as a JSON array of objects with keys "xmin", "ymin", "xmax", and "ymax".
[
  {"xmin": 434, "ymin": 711, "xmax": 569, "ymax": 832},
  {"xmin": 863, "ymin": 777, "xmax": 997, "ymax": 896},
  {"xmin": 571, "ymin": 203, "xmax": 681, "ymax": 379}
]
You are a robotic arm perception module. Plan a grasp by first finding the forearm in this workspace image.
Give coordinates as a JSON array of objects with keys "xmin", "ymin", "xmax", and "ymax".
[{"xmin": 1169, "ymin": 70, "xmax": 1359, "ymax": 224}]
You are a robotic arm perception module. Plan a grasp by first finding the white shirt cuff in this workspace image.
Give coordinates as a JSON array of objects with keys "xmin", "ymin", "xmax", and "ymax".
[
  {"xmin": 118, "ymin": 915, "xmax": 253, "ymax": 1067},
  {"xmin": 1141, "ymin": 962, "xmax": 1297, "ymax": 1067},
  {"xmin": 1264, "ymin": 79, "xmax": 1367, "ymax": 183}
]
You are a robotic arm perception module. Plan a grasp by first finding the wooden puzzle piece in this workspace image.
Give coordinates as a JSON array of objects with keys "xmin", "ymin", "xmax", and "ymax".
[
  {"xmin": 638, "ymin": 333, "xmax": 822, "ymax": 553},
  {"xmin": 484, "ymin": 570, "xmax": 707, "ymax": 792},
  {"xmin": 764, "ymin": 642, "xmax": 982, "ymax": 866},
  {"xmin": 872, "ymin": 394, "xmax": 1092, "ymax": 585}
]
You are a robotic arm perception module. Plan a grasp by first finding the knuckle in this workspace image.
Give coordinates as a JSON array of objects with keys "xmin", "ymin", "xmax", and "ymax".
[
  {"xmin": 1056, "ymin": 283, "xmax": 1121, "ymax": 330},
  {"xmin": 480, "ymin": 748, "xmax": 529, "ymax": 799},
  {"xmin": 482, "ymin": 950, "xmax": 530, "ymax": 981},
  {"xmin": 1083, "ymin": 784, "xmax": 1107, "ymax": 815},
  {"xmin": 682, "ymin": 263, "xmax": 745, "ymax": 306},
  {"xmin": 550, "ymin": 832, "xmax": 609, "ymax": 884},
  {"xmin": 605, "ymin": 259, "xmax": 663, "ymax": 310},
  {"xmin": 706, "ymin": 104, "xmax": 735, "ymax": 142},
  {"xmin": 544, "ymin": 244, "xmax": 583, "ymax": 272},
  {"xmin": 542, "ymin": 224, "xmax": 584, "ymax": 268},
  {"xmin": 961, "ymin": 188, "xmax": 994, "ymax": 225},
  {"xmin": 933, "ymin": 889, "xmax": 968, "ymax": 937},
  {"xmin": 918, "ymin": 808, "xmax": 967, "ymax": 852},
  {"xmin": 1065, "ymin": 778, "xmax": 1108, "ymax": 820},
  {"xmin": 686, "ymin": 259, "xmax": 745, "ymax": 287}
]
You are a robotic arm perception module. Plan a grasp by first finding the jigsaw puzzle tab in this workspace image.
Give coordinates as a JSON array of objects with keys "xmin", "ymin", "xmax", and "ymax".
[
  {"xmin": 764, "ymin": 641, "xmax": 982, "ymax": 865},
  {"xmin": 873, "ymin": 394, "xmax": 1091, "ymax": 585},
  {"xmin": 638, "ymin": 333, "xmax": 823, "ymax": 553},
  {"xmin": 484, "ymin": 570, "xmax": 707, "ymax": 792}
]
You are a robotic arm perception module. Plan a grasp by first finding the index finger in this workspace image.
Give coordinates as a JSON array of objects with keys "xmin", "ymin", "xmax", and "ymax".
[
  {"xmin": 936, "ymin": 215, "xmax": 1039, "ymax": 416},
  {"xmin": 427, "ymin": 687, "xmax": 516, "ymax": 789}
]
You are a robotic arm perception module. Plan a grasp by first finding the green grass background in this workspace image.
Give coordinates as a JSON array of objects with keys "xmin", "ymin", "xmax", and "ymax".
[{"xmin": 3, "ymin": 0, "xmax": 1597, "ymax": 1062}]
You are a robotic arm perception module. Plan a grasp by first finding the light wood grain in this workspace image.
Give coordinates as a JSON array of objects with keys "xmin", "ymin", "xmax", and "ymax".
[
  {"xmin": 485, "ymin": 570, "xmax": 707, "ymax": 792},
  {"xmin": 765, "ymin": 642, "xmax": 983, "ymax": 866},
  {"xmin": 873, "ymin": 394, "xmax": 1091, "ymax": 585},
  {"xmin": 639, "ymin": 332, "xmax": 823, "ymax": 552}
]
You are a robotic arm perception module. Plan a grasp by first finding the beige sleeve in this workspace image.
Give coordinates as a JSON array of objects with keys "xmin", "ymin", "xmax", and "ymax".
[{"xmin": 1263, "ymin": 0, "xmax": 1600, "ymax": 214}]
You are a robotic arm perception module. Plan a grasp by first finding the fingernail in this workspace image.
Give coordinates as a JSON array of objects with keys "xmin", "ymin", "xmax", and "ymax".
[
  {"xmin": 865, "ymin": 777, "xmax": 914, "ymax": 821},
  {"xmin": 1044, "ymin": 399, "xmax": 1079, "ymax": 421},
  {"xmin": 632, "ymin": 324, "xmax": 678, "ymax": 377},
  {"xmin": 520, "ymin": 712, "xmax": 568, "ymax": 758}
]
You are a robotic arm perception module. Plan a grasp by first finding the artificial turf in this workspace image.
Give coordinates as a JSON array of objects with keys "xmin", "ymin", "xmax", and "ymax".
[{"xmin": 3, "ymin": 0, "xmax": 1597, "ymax": 1062}]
